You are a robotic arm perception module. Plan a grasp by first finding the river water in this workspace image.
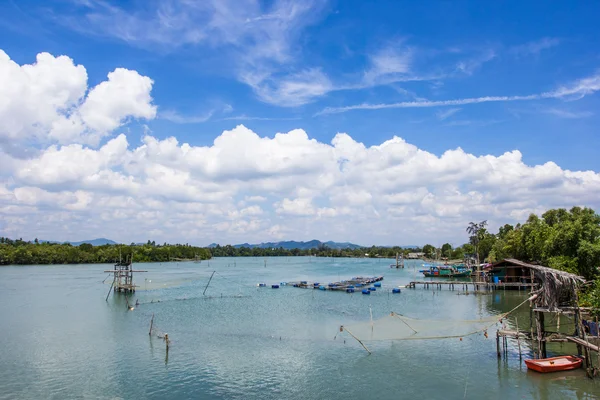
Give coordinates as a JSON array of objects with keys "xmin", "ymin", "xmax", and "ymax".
[{"xmin": 0, "ymin": 257, "xmax": 598, "ymax": 399}]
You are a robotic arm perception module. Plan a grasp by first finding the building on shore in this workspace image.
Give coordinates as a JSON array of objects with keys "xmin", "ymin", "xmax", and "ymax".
[{"xmin": 407, "ymin": 252, "xmax": 425, "ymax": 259}]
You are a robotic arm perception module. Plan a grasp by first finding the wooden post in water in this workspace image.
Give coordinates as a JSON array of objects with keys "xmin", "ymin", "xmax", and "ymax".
[
  {"xmin": 516, "ymin": 317, "xmax": 522, "ymax": 360},
  {"xmin": 149, "ymin": 313, "xmax": 154, "ymax": 336},
  {"xmin": 496, "ymin": 331, "xmax": 501, "ymax": 358},
  {"xmin": 534, "ymin": 310, "xmax": 546, "ymax": 359}
]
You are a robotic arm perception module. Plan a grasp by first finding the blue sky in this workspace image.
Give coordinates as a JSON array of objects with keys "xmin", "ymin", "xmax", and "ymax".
[{"xmin": 1, "ymin": 0, "xmax": 600, "ymax": 246}]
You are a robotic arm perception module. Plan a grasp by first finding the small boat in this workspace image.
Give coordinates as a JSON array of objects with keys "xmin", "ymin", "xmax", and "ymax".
[
  {"xmin": 524, "ymin": 356, "xmax": 582, "ymax": 373},
  {"xmin": 422, "ymin": 265, "xmax": 471, "ymax": 278}
]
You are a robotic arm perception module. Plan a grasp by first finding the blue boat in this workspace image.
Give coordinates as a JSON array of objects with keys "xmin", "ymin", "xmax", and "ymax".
[{"xmin": 361, "ymin": 289, "xmax": 370, "ymax": 295}]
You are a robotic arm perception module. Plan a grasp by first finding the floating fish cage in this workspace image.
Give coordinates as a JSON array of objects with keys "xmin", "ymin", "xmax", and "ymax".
[{"xmin": 286, "ymin": 276, "xmax": 384, "ymax": 295}]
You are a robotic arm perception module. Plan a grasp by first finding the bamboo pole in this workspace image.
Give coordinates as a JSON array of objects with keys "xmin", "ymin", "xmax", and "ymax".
[
  {"xmin": 342, "ymin": 326, "xmax": 371, "ymax": 354},
  {"xmin": 105, "ymin": 277, "xmax": 115, "ymax": 301},
  {"xmin": 516, "ymin": 317, "xmax": 522, "ymax": 360},
  {"xmin": 149, "ymin": 313, "xmax": 154, "ymax": 336},
  {"xmin": 203, "ymin": 271, "xmax": 216, "ymax": 296}
]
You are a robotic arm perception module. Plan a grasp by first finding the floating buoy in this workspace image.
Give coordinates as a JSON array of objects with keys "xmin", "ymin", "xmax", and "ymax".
[
  {"xmin": 368, "ymin": 287, "xmax": 376, "ymax": 291},
  {"xmin": 362, "ymin": 289, "xmax": 370, "ymax": 295},
  {"xmin": 392, "ymin": 288, "xmax": 401, "ymax": 293},
  {"xmin": 374, "ymin": 282, "xmax": 381, "ymax": 287},
  {"xmin": 271, "ymin": 284, "xmax": 279, "ymax": 289}
]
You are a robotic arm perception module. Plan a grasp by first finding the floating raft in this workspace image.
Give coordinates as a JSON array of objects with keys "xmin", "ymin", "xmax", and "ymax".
[{"xmin": 287, "ymin": 276, "xmax": 384, "ymax": 293}]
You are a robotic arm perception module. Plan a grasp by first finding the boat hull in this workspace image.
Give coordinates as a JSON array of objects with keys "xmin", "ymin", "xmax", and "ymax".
[
  {"xmin": 422, "ymin": 271, "xmax": 471, "ymax": 278},
  {"xmin": 524, "ymin": 356, "xmax": 583, "ymax": 373}
]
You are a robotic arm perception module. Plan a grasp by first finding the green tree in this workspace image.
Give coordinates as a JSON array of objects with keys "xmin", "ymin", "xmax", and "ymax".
[
  {"xmin": 466, "ymin": 220, "xmax": 487, "ymax": 265},
  {"xmin": 441, "ymin": 243, "xmax": 452, "ymax": 258},
  {"xmin": 422, "ymin": 244, "xmax": 435, "ymax": 258}
]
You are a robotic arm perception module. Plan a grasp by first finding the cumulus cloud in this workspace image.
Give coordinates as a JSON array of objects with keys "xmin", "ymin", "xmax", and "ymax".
[
  {"xmin": 0, "ymin": 50, "xmax": 156, "ymax": 148},
  {"xmin": 3, "ymin": 122, "xmax": 600, "ymax": 245},
  {"xmin": 2, "ymin": 49, "xmax": 600, "ymax": 246}
]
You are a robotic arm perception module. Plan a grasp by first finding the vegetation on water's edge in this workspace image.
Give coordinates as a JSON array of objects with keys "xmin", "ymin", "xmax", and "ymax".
[
  {"xmin": 1, "ymin": 206, "xmax": 599, "ymax": 280},
  {"xmin": 0, "ymin": 239, "xmax": 211, "ymax": 265}
]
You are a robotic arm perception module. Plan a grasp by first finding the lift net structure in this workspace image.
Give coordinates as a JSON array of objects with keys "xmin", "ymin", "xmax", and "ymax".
[
  {"xmin": 341, "ymin": 312, "xmax": 501, "ymax": 342},
  {"xmin": 339, "ymin": 295, "xmax": 535, "ymax": 352}
]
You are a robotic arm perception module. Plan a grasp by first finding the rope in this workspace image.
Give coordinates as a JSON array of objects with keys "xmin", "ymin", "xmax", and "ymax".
[{"xmin": 341, "ymin": 294, "xmax": 537, "ymax": 349}]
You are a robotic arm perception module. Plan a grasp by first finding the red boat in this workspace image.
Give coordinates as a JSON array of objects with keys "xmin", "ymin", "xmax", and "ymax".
[{"xmin": 524, "ymin": 356, "xmax": 583, "ymax": 373}]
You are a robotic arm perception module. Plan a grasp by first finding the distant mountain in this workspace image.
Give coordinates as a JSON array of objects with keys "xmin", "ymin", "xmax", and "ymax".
[
  {"xmin": 41, "ymin": 238, "xmax": 118, "ymax": 246},
  {"xmin": 71, "ymin": 238, "xmax": 118, "ymax": 246},
  {"xmin": 211, "ymin": 240, "xmax": 362, "ymax": 250}
]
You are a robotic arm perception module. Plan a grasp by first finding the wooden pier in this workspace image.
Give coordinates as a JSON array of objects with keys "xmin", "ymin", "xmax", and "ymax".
[{"xmin": 406, "ymin": 280, "xmax": 537, "ymax": 291}]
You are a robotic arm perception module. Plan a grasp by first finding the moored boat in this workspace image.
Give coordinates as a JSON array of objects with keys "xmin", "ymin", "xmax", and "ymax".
[
  {"xmin": 524, "ymin": 356, "xmax": 582, "ymax": 373},
  {"xmin": 421, "ymin": 265, "xmax": 471, "ymax": 278}
]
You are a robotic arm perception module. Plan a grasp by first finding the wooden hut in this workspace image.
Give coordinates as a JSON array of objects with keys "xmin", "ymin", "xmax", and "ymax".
[{"xmin": 488, "ymin": 258, "xmax": 537, "ymax": 285}]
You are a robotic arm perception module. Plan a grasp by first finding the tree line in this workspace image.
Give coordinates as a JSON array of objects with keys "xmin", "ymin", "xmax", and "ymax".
[
  {"xmin": 2, "ymin": 206, "xmax": 599, "ymax": 280},
  {"xmin": 0, "ymin": 238, "xmax": 211, "ymax": 265}
]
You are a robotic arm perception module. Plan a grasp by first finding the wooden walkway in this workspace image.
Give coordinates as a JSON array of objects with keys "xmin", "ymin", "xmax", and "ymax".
[{"xmin": 406, "ymin": 281, "xmax": 537, "ymax": 290}]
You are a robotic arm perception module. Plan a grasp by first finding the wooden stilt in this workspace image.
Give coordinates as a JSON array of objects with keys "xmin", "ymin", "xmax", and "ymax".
[
  {"xmin": 496, "ymin": 331, "xmax": 501, "ymax": 358},
  {"xmin": 535, "ymin": 311, "xmax": 546, "ymax": 359},
  {"xmin": 516, "ymin": 317, "xmax": 522, "ymax": 360}
]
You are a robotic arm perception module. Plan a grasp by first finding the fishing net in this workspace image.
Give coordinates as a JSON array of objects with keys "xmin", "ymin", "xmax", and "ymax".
[
  {"xmin": 339, "ymin": 295, "xmax": 535, "ymax": 352},
  {"xmin": 341, "ymin": 312, "xmax": 501, "ymax": 342}
]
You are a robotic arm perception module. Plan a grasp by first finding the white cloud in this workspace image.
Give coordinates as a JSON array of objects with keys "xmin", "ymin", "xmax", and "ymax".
[
  {"xmin": 4, "ymin": 122, "xmax": 600, "ymax": 245},
  {"xmin": 436, "ymin": 108, "xmax": 462, "ymax": 120},
  {"xmin": 543, "ymin": 108, "xmax": 594, "ymax": 119},
  {"xmin": 316, "ymin": 72, "xmax": 600, "ymax": 115},
  {"xmin": 0, "ymin": 50, "xmax": 156, "ymax": 147},
  {"xmin": 455, "ymin": 49, "xmax": 496, "ymax": 75},
  {"xmin": 245, "ymin": 195, "xmax": 267, "ymax": 202},
  {"xmin": 160, "ymin": 110, "xmax": 214, "ymax": 124},
  {"xmin": 58, "ymin": 0, "xmax": 329, "ymax": 107},
  {"xmin": 510, "ymin": 37, "xmax": 560, "ymax": 57},
  {"xmin": 363, "ymin": 43, "xmax": 413, "ymax": 85},
  {"xmin": 3, "ymin": 50, "xmax": 600, "ymax": 246},
  {"xmin": 243, "ymin": 68, "xmax": 333, "ymax": 107},
  {"xmin": 275, "ymin": 198, "xmax": 315, "ymax": 216}
]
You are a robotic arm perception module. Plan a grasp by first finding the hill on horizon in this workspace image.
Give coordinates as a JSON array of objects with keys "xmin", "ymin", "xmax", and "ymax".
[
  {"xmin": 41, "ymin": 238, "xmax": 118, "ymax": 246},
  {"xmin": 209, "ymin": 240, "xmax": 362, "ymax": 250}
]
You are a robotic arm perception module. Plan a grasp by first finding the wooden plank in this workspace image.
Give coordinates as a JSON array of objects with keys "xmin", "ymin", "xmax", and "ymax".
[{"xmin": 566, "ymin": 336, "xmax": 599, "ymax": 352}]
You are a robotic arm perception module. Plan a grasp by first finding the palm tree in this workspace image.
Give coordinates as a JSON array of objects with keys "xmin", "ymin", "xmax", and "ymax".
[{"xmin": 466, "ymin": 220, "xmax": 487, "ymax": 279}]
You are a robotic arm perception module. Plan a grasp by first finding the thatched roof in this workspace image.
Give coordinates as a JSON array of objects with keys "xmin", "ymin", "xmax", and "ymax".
[{"xmin": 492, "ymin": 258, "xmax": 585, "ymax": 311}]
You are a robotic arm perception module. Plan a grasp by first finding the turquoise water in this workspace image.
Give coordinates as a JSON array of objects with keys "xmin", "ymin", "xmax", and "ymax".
[{"xmin": 0, "ymin": 257, "xmax": 598, "ymax": 399}]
